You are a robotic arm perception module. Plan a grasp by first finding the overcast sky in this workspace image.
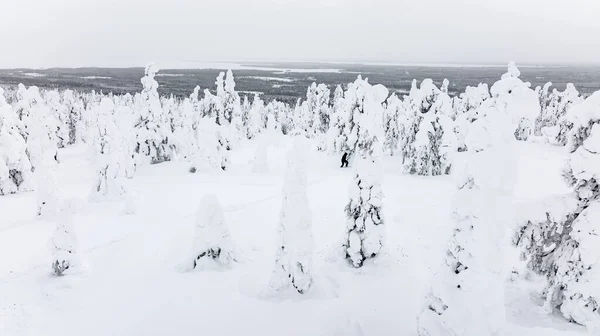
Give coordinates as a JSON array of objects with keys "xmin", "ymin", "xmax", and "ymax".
[{"xmin": 1, "ymin": 0, "xmax": 599, "ymax": 68}]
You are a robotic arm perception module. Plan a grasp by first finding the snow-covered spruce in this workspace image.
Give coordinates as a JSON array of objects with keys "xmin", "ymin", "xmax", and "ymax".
[
  {"xmin": 188, "ymin": 117, "xmax": 228, "ymax": 172},
  {"xmin": 45, "ymin": 89, "xmax": 70, "ymax": 148},
  {"xmin": 536, "ymin": 91, "xmax": 600, "ymax": 328},
  {"xmin": 51, "ymin": 200, "xmax": 78, "ymax": 276},
  {"xmin": 326, "ymin": 85, "xmax": 348, "ymax": 153},
  {"xmin": 401, "ymin": 79, "xmax": 454, "ymax": 176},
  {"xmin": 186, "ymin": 194, "xmax": 235, "ymax": 270},
  {"xmin": 532, "ymin": 83, "xmax": 583, "ymax": 145},
  {"xmin": 90, "ymin": 98, "xmax": 127, "ymax": 201},
  {"xmin": 418, "ymin": 86, "xmax": 517, "ymax": 335},
  {"xmin": 0, "ymin": 87, "xmax": 34, "ymax": 195},
  {"xmin": 270, "ymin": 140, "xmax": 314, "ymax": 294},
  {"xmin": 343, "ymin": 79, "xmax": 387, "ymax": 268},
  {"xmin": 134, "ymin": 63, "xmax": 173, "ymax": 164},
  {"xmin": 490, "ymin": 61, "xmax": 540, "ymax": 142}
]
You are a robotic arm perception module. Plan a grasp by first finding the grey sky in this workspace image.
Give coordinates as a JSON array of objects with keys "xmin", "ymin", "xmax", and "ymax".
[{"xmin": 1, "ymin": 0, "xmax": 599, "ymax": 68}]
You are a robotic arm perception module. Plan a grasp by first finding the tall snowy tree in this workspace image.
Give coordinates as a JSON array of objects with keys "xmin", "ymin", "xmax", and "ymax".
[
  {"xmin": 535, "ymin": 91, "xmax": 600, "ymax": 329},
  {"xmin": 45, "ymin": 90, "xmax": 70, "ymax": 148},
  {"xmin": 343, "ymin": 79, "xmax": 387, "ymax": 268},
  {"xmin": 134, "ymin": 63, "xmax": 172, "ymax": 164},
  {"xmin": 0, "ymin": 88, "xmax": 33, "ymax": 195},
  {"xmin": 326, "ymin": 85, "xmax": 347, "ymax": 153},
  {"xmin": 62, "ymin": 89, "xmax": 84, "ymax": 145},
  {"xmin": 270, "ymin": 139, "xmax": 314, "ymax": 293},
  {"xmin": 246, "ymin": 94, "xmax": 264, "ymax": 139},
  {"xmin": 418, "ymin": 84, "xmax": 517, "ymax": 335},
  {"xmin": 90, "ymin": 98, "xmax": 127, "ymax": 201},
  {"xmin": 185, "ymin": 194, "xmax": 235, "ymax": 270}
]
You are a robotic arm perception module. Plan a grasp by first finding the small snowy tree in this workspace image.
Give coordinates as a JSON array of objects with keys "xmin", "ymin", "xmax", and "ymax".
[
  {"xmin": 186, "ymin": 194, "xmax": 235, "ymax": 270},
  {"xmin": 270, "ymin": 140, "xmax": 314, "ymax": 294},
  {"xmin": 343, "ymin": 81, "xmax": 387, "ymax": 268},
  {"xmin": 51, "ymin": 200, "xmax": 78, "ymax": 276},
  {"xmin": 418, "ymin": 84, "xmax": 517, "ymax": 336}
]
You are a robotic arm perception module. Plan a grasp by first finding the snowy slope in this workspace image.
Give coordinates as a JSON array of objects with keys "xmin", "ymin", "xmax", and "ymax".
[{"xmin": 0, "ymin": 136, "xmax": 586, "ymax": 336}]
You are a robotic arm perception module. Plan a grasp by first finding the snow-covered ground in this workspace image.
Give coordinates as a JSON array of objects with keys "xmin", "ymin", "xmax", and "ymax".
[{"xmin": 0, "ymin": 137, "xmax": 586, "ymax": 335}]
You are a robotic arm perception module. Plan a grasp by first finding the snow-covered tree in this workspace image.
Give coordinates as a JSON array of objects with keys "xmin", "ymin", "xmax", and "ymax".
[
  {"xmin": 90, "ymin": 98, "xmax": 127, "ymax": 201},
  {"xmin": 188, "ymin": 117, "xmax": 227, "ymax": 172},
  {"xmin": 45, "ymin": 90, "xmax": 70, "ymax": 147},
  {"xmin": 418, "ymin": 87, "xmax": 517, "ymax": 335},
  {"xmin": 62, "ymin": 89, "xmax": 84, "ymax": 145},
  {"xmin": 51, "ymin": 200, "xmax": 78, "ymax": 276},
  {"xmin": 401, "ymin": 79, "xmax": 453, "ymax": 176},
  {"xmin": 270, "ymin": 140, "xmax": 314, "ymax": 293},
  {"xmin": 490, "ymin": 62, "xmax": 540, "ymax": 141},
  {"xmin": 343, "ymin": 80, "xmax": 387, "ymax": 268},
  {"xmin": 553, "ymin": 84, "xmax": 583, "ymax": 146},
  {"xmin": 400, "ymin": 80, "xmax": 423, "ymax": 172},
  {"xmin": 326, "ymin": 85, "xmax": 347, "ymax": 153},
  {"xmin": 134, "ymin": 63, "xmax": 172, "ymax": 164},
  {"xmin": 216, "ymin": 70, "xmax": 241, "ymax": 127},
  {"xmin": 453, "ymin": 83, "xmax": 491, "ymax": 151},
  {"xmin": 340, "ymin": 76, "xmax": 371, "ymax": 157},
  {"xmin": 246, "ymin": 94, "xmax": 264, "ymax": 139},
  {"xmin": 186, "ymin": 194, "xmax": 235, "ymax": 270},
  {"xmin": 382, "ymin": 93, "xmax": 402, "ymax": 156},
  {"xmin": 0, "ymin": 88, "xmax": 33, "ymax": 195},
  {"xmin": 533, "ymin": 91, "xmax": 600, "ymax": 328}
]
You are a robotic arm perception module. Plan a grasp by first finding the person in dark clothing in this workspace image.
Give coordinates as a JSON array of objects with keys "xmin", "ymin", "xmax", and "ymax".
[{"xmin": 341, "ymin": 152, "xmax": 349, "ymax": 168}]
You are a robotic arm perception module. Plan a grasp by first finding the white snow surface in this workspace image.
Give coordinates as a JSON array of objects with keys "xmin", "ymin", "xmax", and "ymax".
[{"xmin": 0, "ymin": 137, "xmax": 588, "ymax": 336}]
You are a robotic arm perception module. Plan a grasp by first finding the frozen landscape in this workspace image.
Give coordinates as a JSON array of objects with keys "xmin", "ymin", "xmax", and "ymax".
[
  {"xmin": 2, "ymin": 0, "xmax": 600, "ymax": 335},
  {"xmin": 0, "ymin": 60, "xmax": 599, "ymax": 335}
]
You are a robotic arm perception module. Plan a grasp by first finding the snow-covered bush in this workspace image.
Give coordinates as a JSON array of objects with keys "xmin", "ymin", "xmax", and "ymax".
[
  {"xmin": 0, "ymin": 88, "xmax": 33, "ymax": 195},
  {"xmin": 51, "ymin": 199, "xmax": 78, "ymax": 276},
  {"xmin": 418, "ymin": 82, "xmax": 517, "ymax": 335},
  {"xmin": 186, "ymin": 194, "xmax": 235, "ymax": 270},
  {"xmin": 343, "ymin": 79, "xmax": 387, "ymax": 268},
  {"xmin": 270, "ymin": 140, "xmax": 314, "ymax": 293}
]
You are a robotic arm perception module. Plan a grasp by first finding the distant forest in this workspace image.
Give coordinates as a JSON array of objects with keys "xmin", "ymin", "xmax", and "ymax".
[{"xmin": 2, "ymin": 63, "xmax": 600, "ymax": 104}]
